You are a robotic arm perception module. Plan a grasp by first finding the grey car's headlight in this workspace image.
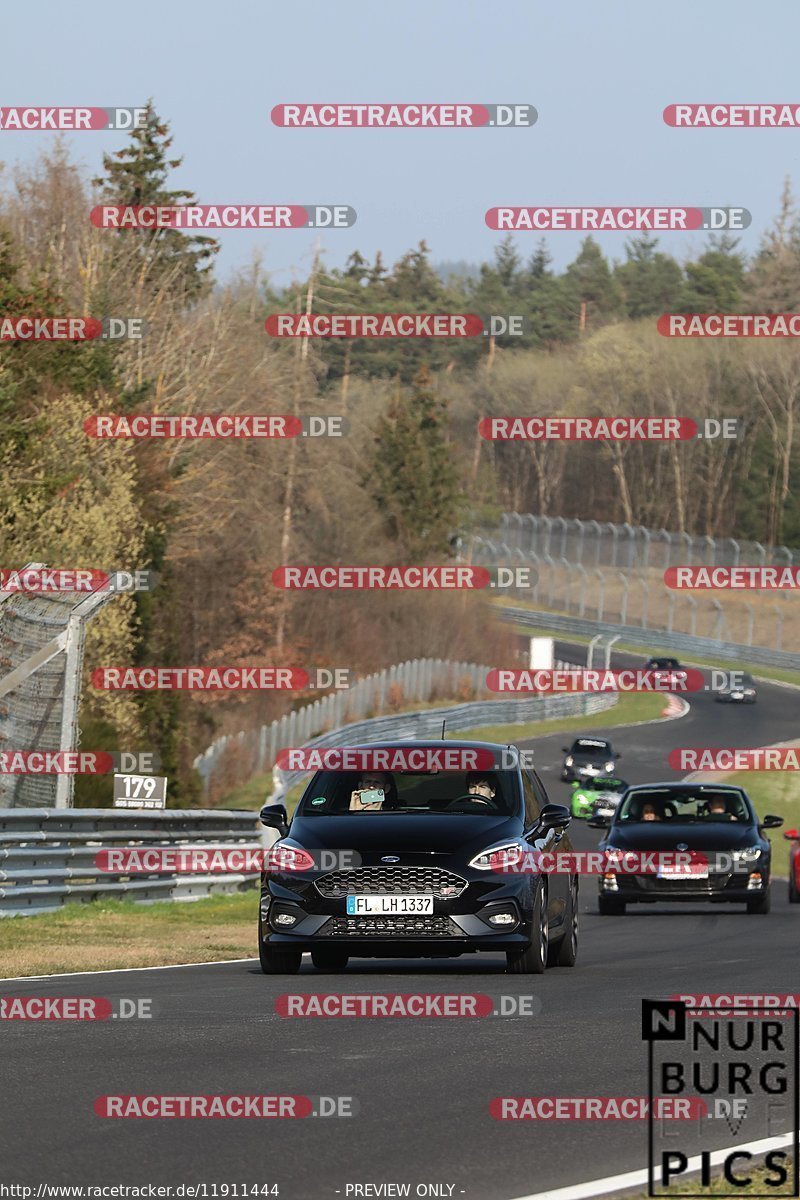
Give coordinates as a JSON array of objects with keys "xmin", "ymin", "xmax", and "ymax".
[
  {"xmin": 604, "ymin": 761, "xmax": 615, "ymax": 772},
  {"xmin": 565, "ymin": 756, "xmax": 574, "ymax": 767},
  {"xmin": 732, "ymin": 847, "xmax": 762, "ymax": 863}
]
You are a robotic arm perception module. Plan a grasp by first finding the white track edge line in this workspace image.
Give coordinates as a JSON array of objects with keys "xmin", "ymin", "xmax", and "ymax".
[{"xmin": 0, "ymin": 956, "xmax": 258, "ymax": 983}]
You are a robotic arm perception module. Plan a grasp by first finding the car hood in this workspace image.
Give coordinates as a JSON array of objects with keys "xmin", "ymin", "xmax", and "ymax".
[
  {"xmin": 605, "ymin": 823, "xmax": 761, "ymax": 851},
  {"xmin": 289, "ymin": 813, "xmax": 520, "ymax": 858}
]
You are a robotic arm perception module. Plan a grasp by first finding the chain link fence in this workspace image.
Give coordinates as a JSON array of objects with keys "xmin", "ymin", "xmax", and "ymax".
[
  {"xmin": 494, "ymin": 513, "xmax": 799, "ymax": 571},
  {"xmin": 472, "ymin": 515, "xmax": 800, "ymax": 652},
  {"xmin": 0, "ymin": 573, "xmax": 123, "ymax": 808}
]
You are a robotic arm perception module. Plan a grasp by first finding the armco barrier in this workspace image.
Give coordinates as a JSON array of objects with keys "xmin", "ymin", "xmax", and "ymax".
[
  {"xmin": 2, "ymin": 688, "xmax": 621, "ymax": 914},
  {"xmin": 0, "ymin": 808, "xmax": 265, "ymax": 917},
  {"xmin": 273, "ymin": 689, "xmax": 619, "ymax": 792},
  {"xmin": 499, "ymin": 605, "xmax": 800, "ymax": 672}
]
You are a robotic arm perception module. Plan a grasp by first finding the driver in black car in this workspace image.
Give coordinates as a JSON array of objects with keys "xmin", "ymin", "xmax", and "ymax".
[{"xmin": 465, "ymin": 771, "xmax": 497, "ymax": 807}]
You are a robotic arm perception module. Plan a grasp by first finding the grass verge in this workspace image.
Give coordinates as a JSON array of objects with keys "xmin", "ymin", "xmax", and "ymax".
[{"xmin": 0, "ymin": 891, "xmax": 257, "ymax": 979}]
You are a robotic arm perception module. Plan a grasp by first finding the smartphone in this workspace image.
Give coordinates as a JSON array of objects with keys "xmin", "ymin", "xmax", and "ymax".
[{"xmin": 358, "ymin": 788, "xmax": 385, "ymax": 806}]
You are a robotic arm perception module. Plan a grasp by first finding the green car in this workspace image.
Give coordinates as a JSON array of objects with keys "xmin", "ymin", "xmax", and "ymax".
[{"xmin": 570, "ymin": 776, "xmax": 629, "ymax": 819}]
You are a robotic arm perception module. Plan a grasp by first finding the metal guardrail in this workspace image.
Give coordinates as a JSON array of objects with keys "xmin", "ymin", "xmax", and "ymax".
[
  {"xmin": 272, "ymin": 689, "xmax": 620, "ymax": 793},
  {"xmin": 0, "ymin": 808, "xmax": 265, "ymax": 917},
  {"xmin": 500, "ymin": 606, "xmax": 800, "ymax": 672},
  {"xmin": 3, "ymin": 684, "xmax": 622, "ymax": 915},
  {"xmin": 195, "ymin": 658, "xmax": 492, "ymax": 800}
]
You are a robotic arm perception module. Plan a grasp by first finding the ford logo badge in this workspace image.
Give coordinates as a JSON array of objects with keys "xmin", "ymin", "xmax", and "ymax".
[{"xmin": 381, "ymin": 855, "xmax": 400, "ymax": 863}]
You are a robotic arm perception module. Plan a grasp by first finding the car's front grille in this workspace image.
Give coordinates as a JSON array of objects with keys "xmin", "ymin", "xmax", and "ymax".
[
  {"xmin": 320, "ymin": 914, "xmax": 463, "ymax": 938},
  {"xmin": 315, "ymin": 866, "xmax": 467, "ymax": 899}
]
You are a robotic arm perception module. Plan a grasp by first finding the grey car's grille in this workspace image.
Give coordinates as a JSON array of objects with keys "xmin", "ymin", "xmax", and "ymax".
[
  {"xmin": 320, "ymin": 914, "xmax": 462, "ymax": 938},
  {"xmin": 315, "ymin": 866, "xmax": 467, "ymax": 899}
]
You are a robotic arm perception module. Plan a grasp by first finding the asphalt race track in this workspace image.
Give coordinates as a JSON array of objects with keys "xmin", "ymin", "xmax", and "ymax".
[{"xmin": 2, "ymin": 647, "xmax": 798, "ymax": 1199}]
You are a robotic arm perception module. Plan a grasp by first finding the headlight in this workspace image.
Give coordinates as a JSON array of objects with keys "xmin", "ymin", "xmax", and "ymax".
[
  {"xmin": 604, "ymin": 761, "xmax": 615, "ymax": 772},
  {"xmin": 469, "ymin": 841, "xmax": 527, "ymax": 872},
  {"xmin": 743, "ymin": 689, "xmax": 755, "ymax": 696},
  {"xmin": 266, "ymin": 840, "xmax": 316, "ymax": 873},
  {"xmin": 732, "ymin": 847, "xmax": 762, "ymax": 863},
  {"xmin": 565, "ymin": 756, "xmax": 574, "ymax": 767}
]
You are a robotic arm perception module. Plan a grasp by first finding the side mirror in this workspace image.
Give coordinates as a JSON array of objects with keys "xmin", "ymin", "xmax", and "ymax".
[
  {"xmin": 570, "ymin": 780, "xmax": 580, "ymax": 789},
  {"xmin": 616, "ymin": 753, "xmax": 622, "ymax": 760},
  {"xmin": 537, "ymin": 803, "xmax": 572, "ymax": 832},
  {"xmin": 588, "ymin": 815, "xmax": 611, "ymax": 829},
  {"xmin": 784, "ymin": 828, "xmax": 800, "ymax": 841},
  {"xmin": 561, "ymin": 747, "xmax": 570, "ymax": 754},
  {"xmin": 761, "ymin": 814, "xmax": 784, "ymax": 830},
  {"xmin": 259, "ymin": 803, "xmax": 289, "ymax": 835}
]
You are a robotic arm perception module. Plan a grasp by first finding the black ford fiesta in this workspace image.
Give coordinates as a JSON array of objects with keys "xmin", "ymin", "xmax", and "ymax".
[
  {"xmin": 257, "ymin": 740, "xmax": 578, "ymax": 975},
  {"xmin": 590, "ymin": 782, "xmax": 783, "ymax": 914}
]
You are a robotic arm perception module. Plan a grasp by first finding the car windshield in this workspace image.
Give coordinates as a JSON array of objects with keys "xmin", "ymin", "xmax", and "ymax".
[
  {"xmin": 592, "ymin": 777, "xmax": 627, "ymax": 792},
  {"xmin": 572, "ymin": 739, "xmax": 610, "ymax": 755},
  {"xmin": 298, "ymin": 768, "xmax": 518, "ymax": 816},
  {"xmin": 649, "ymin": 658, "xmax": 680, "ymax": 669},
  {"xmin": 616, "ymin": 789, "xmax": 752, "ymax": 823}
]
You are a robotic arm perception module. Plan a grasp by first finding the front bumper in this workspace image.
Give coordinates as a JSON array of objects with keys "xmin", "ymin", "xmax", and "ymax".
[
  {"xmin": 598, "ymin": 869, "xmax": 768, "ymax": 904},
  {"xmin": 261, "ymin": 868, "xmax": 535, "ymax": 955}
]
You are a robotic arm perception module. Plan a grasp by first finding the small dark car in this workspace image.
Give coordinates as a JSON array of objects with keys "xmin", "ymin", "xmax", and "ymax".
[
  {"xmin": 715, "ymin": 671, "xmax": 758, "ymax": 704},
  {"xmin": 644, "ymin": 656, "xmax": 688, "ymax": 687},
  {"xmin": 257, "ymin": 741, "xmax": 578, "ymax": 975},
  {"xmin": 560, "ymin": 736, "xmax": 619, "ymax": 783},
  {"xmin": 589, "ymin": 782, "xmax": 783, "ymax": 915}
]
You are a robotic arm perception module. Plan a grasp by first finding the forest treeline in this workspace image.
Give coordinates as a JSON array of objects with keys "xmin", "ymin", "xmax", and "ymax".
[{"xmin": 2, "ymin": 105, "xmax": 800, "ymax": 800}]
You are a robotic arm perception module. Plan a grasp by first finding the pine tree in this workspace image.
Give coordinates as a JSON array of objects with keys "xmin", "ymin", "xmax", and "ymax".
[
  {"xmin": 93, "ymin": 101, "xmax": 218, "ymax": 299},
  {"xmin": 372, "ymin": 367, "xmax": 461, "ymax": 559},
  {"xmin": 681, "ymin": 234, "xmax": 745, "ymax": 312},
  {"xmin": 614, "ymin": 234, "xmax": 683, "ymax": 318}
]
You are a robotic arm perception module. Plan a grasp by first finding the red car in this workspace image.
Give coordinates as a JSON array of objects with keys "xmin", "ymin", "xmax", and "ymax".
[{"xmin": 784, "ymin": 829, "xmax": 800, "ymax": 903}]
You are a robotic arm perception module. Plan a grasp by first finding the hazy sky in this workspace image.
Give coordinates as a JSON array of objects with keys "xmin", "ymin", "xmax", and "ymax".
[{"xmin": 3, "ymin": 0, "xmax": 800, "ymax": 286}]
